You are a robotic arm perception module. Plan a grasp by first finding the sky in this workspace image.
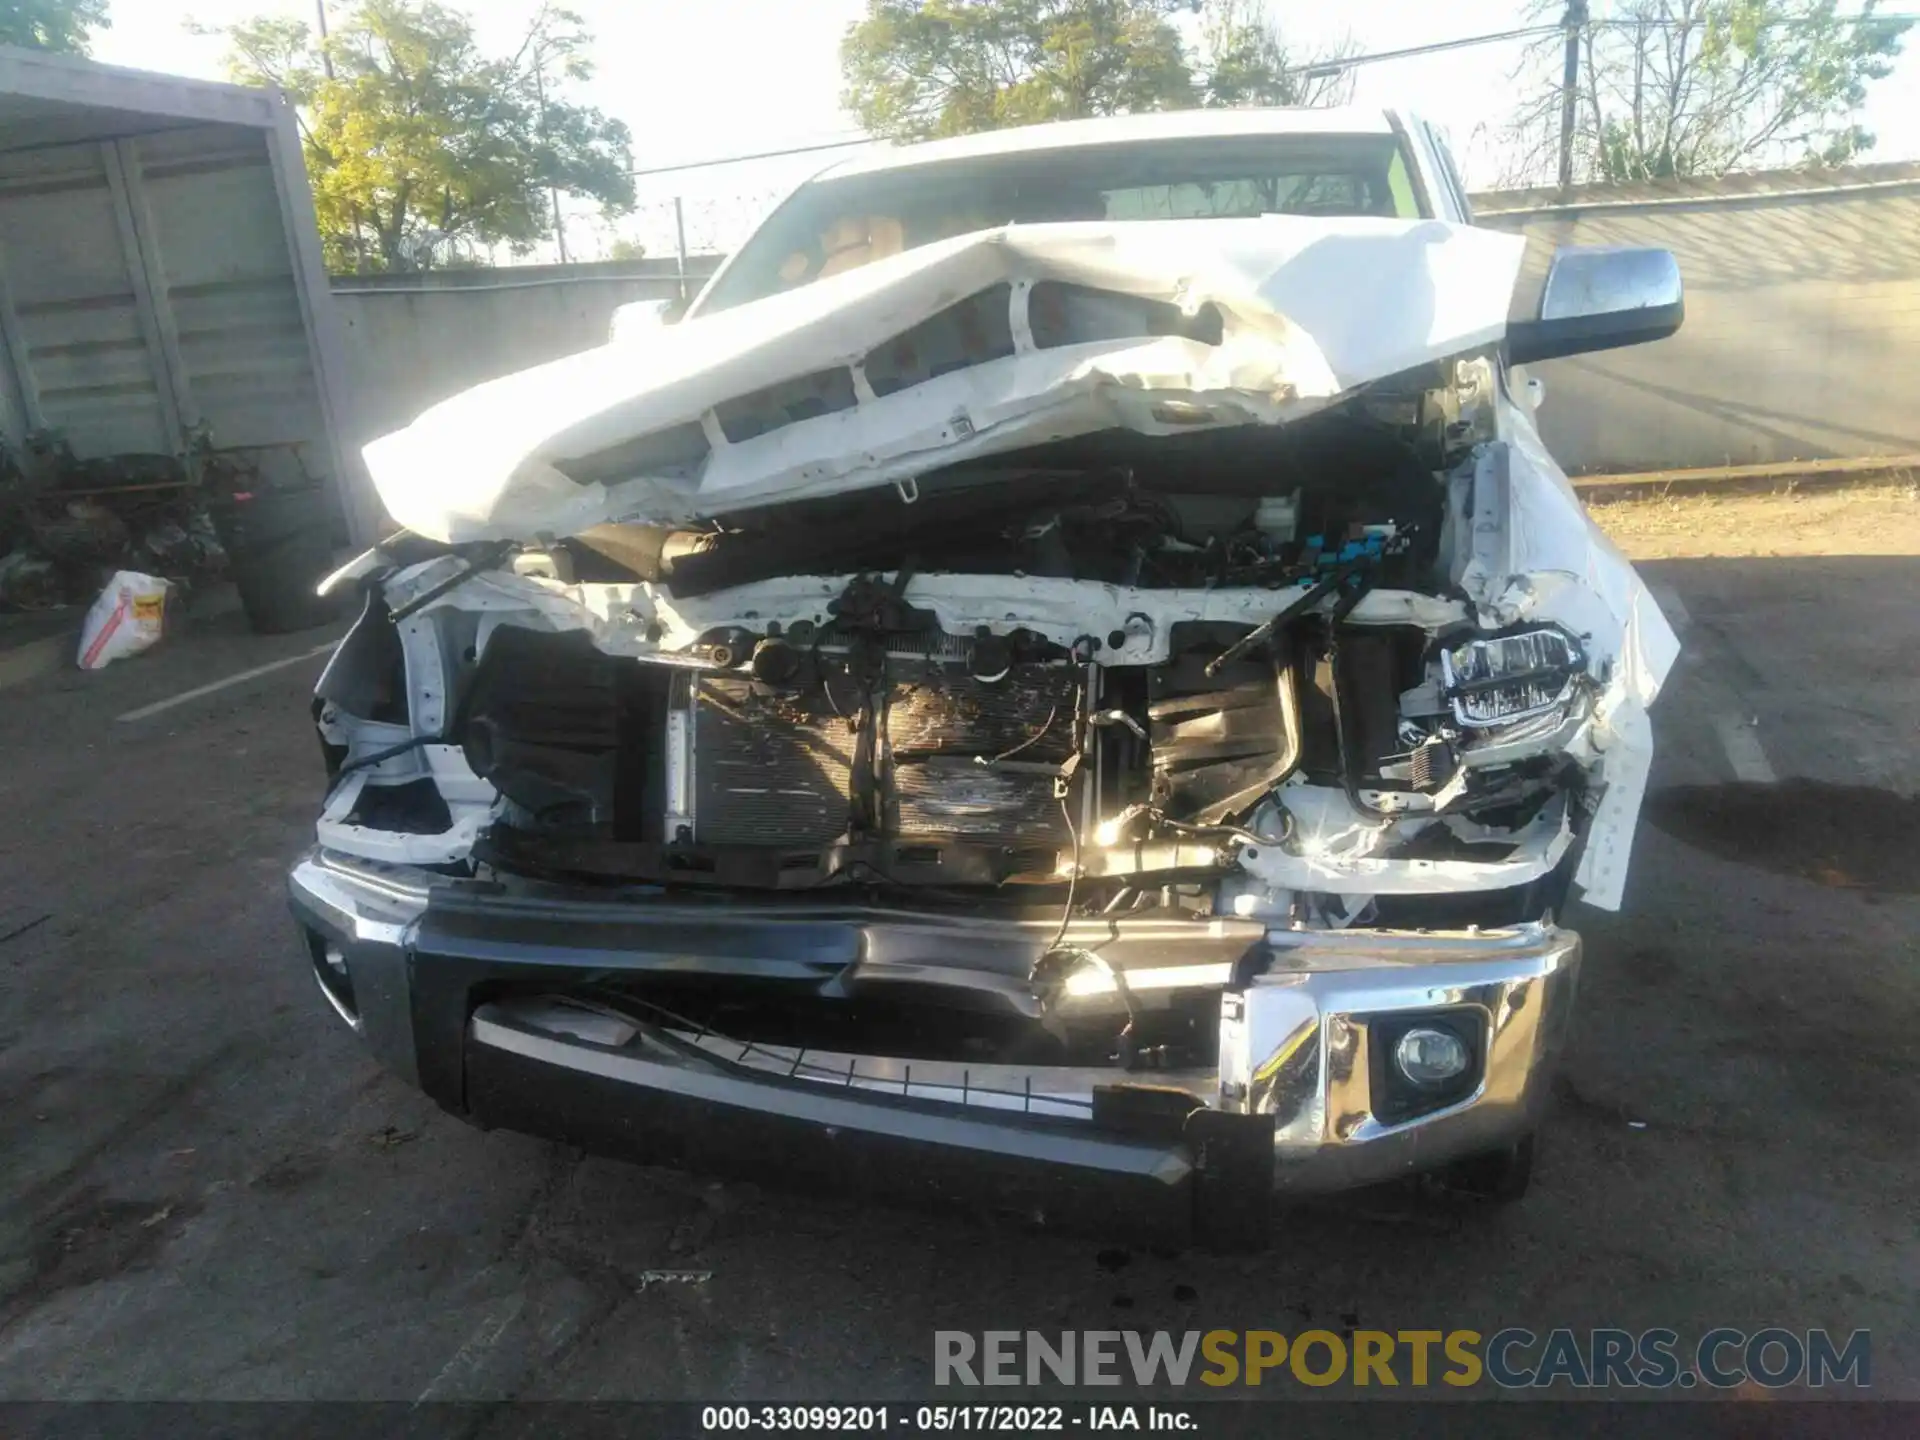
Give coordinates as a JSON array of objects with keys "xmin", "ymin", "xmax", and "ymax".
[{"xmin": 92, "ymin": 0, "xmax": 1920, "ymax": 261}]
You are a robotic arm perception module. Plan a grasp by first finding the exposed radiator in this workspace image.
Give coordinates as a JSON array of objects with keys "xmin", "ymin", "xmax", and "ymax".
[
  {"xmin": 691, "ymin": 677, "xmax": 857, "ymax": 847},
  {"xmin": 888, "ymin": 660, "xmax": 1074, "ymax": 842},
  {"xmin": 690, "ymin": 656, "xmax": 1077, "ymax": 848}
]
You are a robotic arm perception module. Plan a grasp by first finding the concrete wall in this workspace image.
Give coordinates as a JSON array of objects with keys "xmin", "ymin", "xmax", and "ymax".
[
  {"xmin": 330, "ymin": 256, "xmax": 720, "ymax": 453},
  {"xmin": 1473, "ymin": 163, "xmax": 1920, "ymax": 473}
]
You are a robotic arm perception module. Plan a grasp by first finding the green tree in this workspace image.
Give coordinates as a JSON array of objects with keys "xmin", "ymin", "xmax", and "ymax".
[
  {"xmin": 210, "ymin": 0, "xmax": 634, "ymax": 271},
  {"xmin": 841, "ymin": 0, "xmax": 1349, "ymax": 142},
  {"xmin": 1504, "ymin": 0, "xmax": 1911, "ymax": 184},
  {"xmin": 0, "ymin": 0, "xmax": 110, "ymax": 54},
  {"xmin": 1198, "ymin": 0, "xmax": 1353, "ymax": 109}
]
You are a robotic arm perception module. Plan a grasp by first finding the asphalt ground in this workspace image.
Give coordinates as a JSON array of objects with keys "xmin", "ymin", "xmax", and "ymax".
[{"xmin": 0, "ymin": 512, "xmax": 1914, "ymax": 1414}]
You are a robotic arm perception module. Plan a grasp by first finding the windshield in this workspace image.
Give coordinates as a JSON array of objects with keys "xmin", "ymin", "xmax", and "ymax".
[{"xmin": 697, "ymin": 133, "xmax": 1422, "ymax": 315}]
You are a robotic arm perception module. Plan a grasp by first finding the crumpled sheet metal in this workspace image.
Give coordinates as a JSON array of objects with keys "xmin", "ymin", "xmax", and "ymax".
[
  {"xmin": 382, "ymin": 428, "xmax": 1674, "ymax": 911},
  {"xmin": 1464, "ymin": 402, "xmax": 1680, "ymax": 911},
  {"xmin": 346, "ymin": 205, "xmax": 1685, "ymax": 910},
  {"xmin": 366, "ymin": 216, "xmax": 1527, "ymax": 543}
]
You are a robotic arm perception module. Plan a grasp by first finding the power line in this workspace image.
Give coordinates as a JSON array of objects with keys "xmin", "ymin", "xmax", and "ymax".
[
  {"xmin": 1302, "ymin": 24, "xmax": 1562, "ymax": 77},
  {"xmin": 1595, "ymin": 9, "xmax": 1917, "ymax": 27},
  {"xmin": 625, "ymin": 135, "xmax": 875, "ymax": 179},
  {"xmin": 623, "ymin": 28, "xmax": 1565, "ymax": 176},
  {"xmin": 624, "ymin": 10, "xmax": 1920, "ymax": 180},
  {"xmin": 1306, "ymin": 10, "xmax": 1918, "ymax": 75}
]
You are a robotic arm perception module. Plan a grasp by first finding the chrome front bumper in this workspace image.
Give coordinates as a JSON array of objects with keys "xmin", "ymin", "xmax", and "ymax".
[{"xmin": 290, "ymin": 850, "xmax": 1580, "ymax": 1236}]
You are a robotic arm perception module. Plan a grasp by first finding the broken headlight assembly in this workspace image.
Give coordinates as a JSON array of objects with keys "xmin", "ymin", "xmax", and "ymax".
[{"xmin": 1439, "ymin": 627, "xmax": 1585, "ymax": 729}]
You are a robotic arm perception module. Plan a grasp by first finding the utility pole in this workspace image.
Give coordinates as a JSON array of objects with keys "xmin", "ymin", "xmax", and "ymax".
[
  {"xmin": 315, "ymin": 0, "xmax": 334, "ymax": 79},
  {"xmin": 673, "ymin": 197, "xmax": 689, "ymax": 302},
  {"xmin": 315, "ymin": 0, "xmax": 367, "ymax": 268},
  {"xmin": 533, "ymin": 51, "xmax": 570, "ymax": 264},
  {"xmin": 1557, "ymin": 0, "xmax": 1588, "ymax": 192}
]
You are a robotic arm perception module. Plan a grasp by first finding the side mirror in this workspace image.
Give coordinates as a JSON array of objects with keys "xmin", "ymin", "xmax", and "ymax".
[
  {"xmin": 1506, "ymin": 246, "xmax": 1683, "ymax": 366},
  {"xmin": 608, "ymin": 295, "xmax": 690, "ymax": 343}
]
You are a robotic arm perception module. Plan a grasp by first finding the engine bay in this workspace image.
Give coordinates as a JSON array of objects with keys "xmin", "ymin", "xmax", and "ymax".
[
  {"xmin": 320, "ymin": 399, "xmax": 1598, "ymax": 938},
  {"xmin": 641, "ymin": 416, "xmax": 1448, "ymax": 597},
  {"xmin": 304, "ymin": 346, "xmax": 1692, "ymax": 1083}
]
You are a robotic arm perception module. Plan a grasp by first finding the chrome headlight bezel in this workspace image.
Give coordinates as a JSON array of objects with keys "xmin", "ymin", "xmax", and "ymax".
[{"xmin": 1438, "ymin": 626, "xmax": 1586, "ymax": 730}]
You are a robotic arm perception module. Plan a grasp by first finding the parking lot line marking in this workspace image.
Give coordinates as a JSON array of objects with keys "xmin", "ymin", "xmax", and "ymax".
[
  {"xmin": 415, "ymin": 1295, "xmax": 525, "ymax": 1405},
  {"xmin": 1713, "ymin": 711, "xmax": 1778, "ymax": 784},
  {"xmin": 114, "ymin": 640, "xmax": 336, "ymax": 724}
]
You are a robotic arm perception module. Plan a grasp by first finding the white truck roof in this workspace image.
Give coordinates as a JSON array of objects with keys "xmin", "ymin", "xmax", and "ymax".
[{"xmin": 821, "ymin": 106, "xmax": 1405, "ymax": 181}]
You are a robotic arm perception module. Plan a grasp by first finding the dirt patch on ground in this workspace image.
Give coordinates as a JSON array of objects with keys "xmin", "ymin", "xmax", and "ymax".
[
  {"xmin": 1585, "ymin": 482, "xmax": 1920, "ymax": 559},
  {"xmin": 1644, "ymin": 780, "xmax": 1920, "ymax": 893},
  {"xmin": 1, "ymin": 1187, "xmax": 201, "ymax": 1335},
  {"xmin": 251, "ymin": 1150, "xmax": 330, "ymax": 1195}
]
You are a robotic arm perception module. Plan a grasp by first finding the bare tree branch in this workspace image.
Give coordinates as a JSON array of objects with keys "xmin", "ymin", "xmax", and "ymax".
[{"xmin": 1500, "ymin": 0, "xmax": 1910, "ymax": 184}]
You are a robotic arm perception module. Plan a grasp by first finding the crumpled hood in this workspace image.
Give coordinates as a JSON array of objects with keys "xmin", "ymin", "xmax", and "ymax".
[{"xmin": 366, "ymin": 216, "xmax": 1527, "ymax": 543}]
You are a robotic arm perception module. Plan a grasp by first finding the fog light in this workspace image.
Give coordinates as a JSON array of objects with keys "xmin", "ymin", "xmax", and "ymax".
[
  {"xmin": 1393, "ymin": 1026, "xmax": 1470, "ymax": 1087},
  {"xmin": 305, "ymin": 929, "xmax": 358, "ymax": 1025}
]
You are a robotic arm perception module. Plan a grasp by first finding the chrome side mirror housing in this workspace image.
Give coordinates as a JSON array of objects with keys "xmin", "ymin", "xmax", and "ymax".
[{"xmin": 1506, "ymin": 246, "xmax": 1683, "ymax": 366}]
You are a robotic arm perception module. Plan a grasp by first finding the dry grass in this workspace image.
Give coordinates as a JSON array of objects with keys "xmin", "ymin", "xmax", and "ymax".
[{"xmin": 1584, "ymin": 480, "xmax": 1920, "ymax": 560}]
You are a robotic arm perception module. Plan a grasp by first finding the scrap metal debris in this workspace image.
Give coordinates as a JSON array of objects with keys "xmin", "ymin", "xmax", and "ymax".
[{"xmin": 0, "ymin": 434, "xmax": 237, "ymax": 613}]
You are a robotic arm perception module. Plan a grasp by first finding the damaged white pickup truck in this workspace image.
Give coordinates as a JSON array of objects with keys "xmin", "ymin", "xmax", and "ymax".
[{"xmin": 292, "ymin": 109, "xmax": 1681, "ymax": 1245}]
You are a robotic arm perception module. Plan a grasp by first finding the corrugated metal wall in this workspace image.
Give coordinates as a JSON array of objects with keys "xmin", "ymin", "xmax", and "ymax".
[
  {"xmin": 0, "ymin": 138, "xmax": 176, "ymax": 455},
  {"xmin": 0, "ymin": 123, "xmax": 336, "ymax": 493},
  {"xmin": 136, "ymin": 126, "xmax": 331, "ymax": 490}
]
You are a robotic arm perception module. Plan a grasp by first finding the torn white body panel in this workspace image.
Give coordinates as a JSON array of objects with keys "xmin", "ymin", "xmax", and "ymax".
[
  {"xmin": 1473, "ymin": 395, "xmax": 1678, "ymax": 908},
  {"xmin": 317, "ymin": 752, "xmax": 492, "ymax": 866},
  {"xmin": 328, "ymin": 217, "xmax": 1673, "ymax": 917},
  {"xmin": 1235, "ymin": 783, "xmax": 1576, "ymax": 896},
  {"xmin": 364, "ymin": 217, "xmax": 1526, "ymax": 542}
]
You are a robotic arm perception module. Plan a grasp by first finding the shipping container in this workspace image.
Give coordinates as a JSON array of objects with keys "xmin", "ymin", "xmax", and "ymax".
[{"xmin": 0, "ymin": 44, "xmax": 370, "ymax": 543}]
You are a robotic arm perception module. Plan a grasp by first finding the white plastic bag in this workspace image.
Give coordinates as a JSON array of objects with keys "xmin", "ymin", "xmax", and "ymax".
[{"xmin": 77, "ymin": 570, "xmax": 171, "ymax": 671}]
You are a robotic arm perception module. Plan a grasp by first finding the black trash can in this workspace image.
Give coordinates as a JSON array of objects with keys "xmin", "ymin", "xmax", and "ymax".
[{"xmin": 213, "ymin": 484, "xmax": 339, "ymax": 634}]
